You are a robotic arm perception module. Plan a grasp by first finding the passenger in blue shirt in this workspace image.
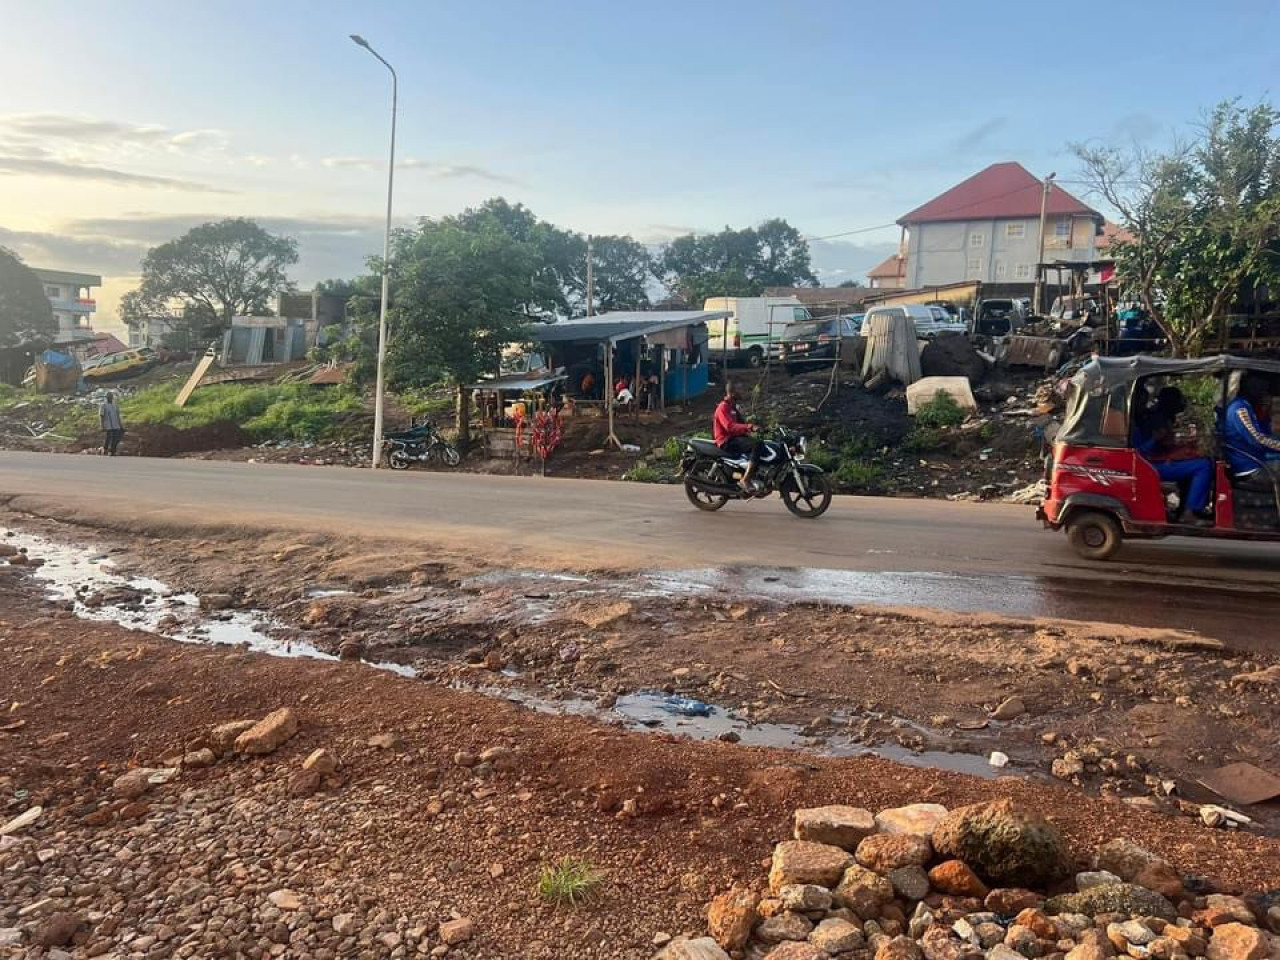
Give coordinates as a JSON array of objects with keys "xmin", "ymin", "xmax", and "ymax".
[
  {"xmin": 1133, "ymin": 386, "xmax": 1214, "ymax": 520},
  {"xmin": 1223, "ymin": 375, "xmax": 1280, "ymax": 479}
]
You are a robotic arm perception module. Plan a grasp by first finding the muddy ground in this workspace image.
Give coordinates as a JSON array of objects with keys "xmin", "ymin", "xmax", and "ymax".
[{"xmin": 5, "ymin": 507, "xmax": 1279, "ymax": 844}]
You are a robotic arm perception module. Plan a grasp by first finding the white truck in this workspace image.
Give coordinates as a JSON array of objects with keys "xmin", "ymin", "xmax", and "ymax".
[{"xmin": 703, "ymin": 296, "xmax": 811, "ymax": 368}]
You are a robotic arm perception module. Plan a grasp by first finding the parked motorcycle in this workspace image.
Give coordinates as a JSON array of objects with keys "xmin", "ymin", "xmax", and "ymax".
[
  {"xmin": 678, "ymin": 427, "xmax": 832, "ymax": 518},
  {"xmin": 383, "ymin": 423, "xmax": 461, "ymax": 470}
]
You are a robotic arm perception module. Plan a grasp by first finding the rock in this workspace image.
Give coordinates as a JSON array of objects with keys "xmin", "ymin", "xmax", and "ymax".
[
  {"xmin": 878, "ymin": 936, "xmax": 926, "ymax": 960},
  {"xmin": 1045, "ymin": 884, "xmax": 1177, "ymax": 922},
  {"xmin": 273, "ymin": 544, "xmax": 310, "ymax": 561},
  {"xmin": 921, "ymin": 924, "xmax": 982, "ymax": 960},
  {"xmin": 289, "ymin": 768, "xmax": 323, "ymax": 797},
  {"xmin": 35, "ymin": 912, "xmax": 82, "ymax": 948},
  {"xmin": 795, "ymin": 806, "xmax": 877, "ymax": 850},
  {"xmin": 439, "ymin": 918, "xmax": 473, "ymax": 945},
  {"xmin": 368, "ymin": 732, "xmax": 404, "ymax": 750},
  {"xmin": 1065, "ymin": 944, "xmax": 1113, "ymax": 960},
  {"xmin": 0, "ymin": 806, "xmax": 42, "ymax": 836},
  {"xmin": 758, "ymin": 912, "xmax": 815, "ymax": 943},
  {"xmin": 1133, "ymin": 862, "xmax": 1184, "ymax": 902},
  {"xmin": 992, "ymin": 696, "xmax": 1027, "ymax": 721},
  {"xmin": 811, "ymin": 917, "xmax": 863, "ymax": 954},
  {"xmin": 0, "ymin": 928, "xmax": 21, "ymax": 947},
  {"xmin": 1003, "ymin": 925, "xmax": 1041, "ymax": 958},
  {"xmin": 338, "ymin": 639, "xmax": 365, "ymax": 661},
  {"xmin": 875, "ymin": 804, "xmax": 950, "ymax": 838},
  {"xmin": 209, "ymin": 719, "xmax": 257, "ymax": 756},
  {"xmin": 889, "ymin": 865, "xmax": 931, "ymax": 902},
  {"xmin": 267, "ymin": 889, "xmax": 302, "ymax": 910},
  {"xmin": 200, "ymin": 593, "xmax": 234, "ymax": 611},
  {"xmin": 929, "ymin": 861, "xmax": 989, "ymax": 898},
  {"xmin": 1203, "ymin": 896, "xmax": 1256, "ymax": 926},
  {"xmin": 1052, "ymin": 757, "xmax": 1086, "ymax": 781},
  {"xmin": 1108, "ymin": 921, "xmax": 1157, "ymax": 948},
  {"xmin": 655, "ymin": 939, "xmax": 731, "ymax": 960},
  {"xmin": 303, "ymin": 748, "xmax": 339, "ymax": 775},
  {"xmin": 110, "ymin": 768, "xmax": 175, "ymax": 800},
  {"xmin": 833, "ymin": 864, "xmax": 895, "ymax": 919},
  {"xmin": 765, "ymin": 944, "xmax": 831, "ymax": 960},
  {"xmin": 234, "ymin": 708, "xmax": 299, "ymax": 755},
  {"xmin": 709, "ymin": 887, "xmax": 758, "ymax": 951},
  {"xmin": 770, "ymin": 841, "xmax": 856, "ymax": 893},
  {"xmin": 986, "ymin": 889, "xmax": 1044, "ymax": 915},
  {"xmin": 1206, "ymin": 924, "xmax": 1268, "ymax": 960},
  {"xmin": 182, "ymin": 747, "xmax": 216, "ymax": 768},
  {"xmin": 1013, "ymin": 909, "xmax": 1057, "ymax": 941},
  {"xmin": 990, "ymin": 946, "xmax": 1028, "ymax": 960},
  {"xmin": 932, "ymin": 799, "xmax": 1070, "ymax": 887},
  {"xmin": 1077, "ymin": 871, "xmax": 1123, "ymax": 891},
  {"xmin": 332, "ymin": 913, "xmax": 358, "ymax": 936},
  {"xmin": 780, "ymin": 885, "xmax": 833, "ymax": 912},
  {"xmin": 1094, "ymin": 839, "xmax": 1164, "ymax": 882},
  {"xmin": 857, "ymin": 834, "xmax": 934, "ymax": 873}
]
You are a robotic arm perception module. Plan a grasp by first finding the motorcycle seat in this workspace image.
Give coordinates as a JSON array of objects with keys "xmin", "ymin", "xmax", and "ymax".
[{"xmin": 689, "ymin": 438, "xmax": 728, "ymax": 458}]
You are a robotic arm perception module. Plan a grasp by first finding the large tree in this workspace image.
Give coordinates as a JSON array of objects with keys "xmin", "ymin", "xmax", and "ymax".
[
  {"xmin": 655, "ymin": 219, "xmax": 817, "ymax": 306},
  {"xmin": 128, "ymin": 218, "xmax": 299, "ymax": 340},
  {"xmin": 1074, "ymin": 100, "xmax": 1280, "ymax": 356},
  {"xmin": 0, "ymin": 248, "xmax": 56, "ymax": 348}
]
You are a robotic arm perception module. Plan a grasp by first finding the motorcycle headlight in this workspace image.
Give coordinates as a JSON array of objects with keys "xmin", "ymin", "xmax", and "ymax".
[{"xmin": 797, "ymin": 435, "xmax": 807, "ymax": 457}]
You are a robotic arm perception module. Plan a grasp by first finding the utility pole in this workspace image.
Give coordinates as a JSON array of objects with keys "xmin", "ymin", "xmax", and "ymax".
[
  {"xmin": 585, "ymin": 235, "xmax": 594, "ymax": 317},
  {"xmin": 1033, "ymin": 171, "xmax": 1056, "ymax": 316}
]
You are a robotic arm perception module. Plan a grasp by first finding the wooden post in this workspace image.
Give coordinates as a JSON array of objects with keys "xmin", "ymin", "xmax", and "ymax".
[
  {"xmin": 605, "ymin": 343, "xmax": 619, "ymax": 448},
  {"xmin": 659, "ymin": 349, "xmax": 667, "ymax": 410}
]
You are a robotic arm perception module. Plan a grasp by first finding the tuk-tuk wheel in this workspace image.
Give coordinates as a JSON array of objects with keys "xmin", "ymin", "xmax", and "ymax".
[{"xmin": 1066, "ymin": 510, "xmax": 1122, "ymax": 561}]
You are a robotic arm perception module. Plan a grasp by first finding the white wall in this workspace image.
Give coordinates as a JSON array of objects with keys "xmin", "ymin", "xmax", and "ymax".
[{"xmin": 907, "ymin": 216, "xmax": 1097, "ymax": 286}]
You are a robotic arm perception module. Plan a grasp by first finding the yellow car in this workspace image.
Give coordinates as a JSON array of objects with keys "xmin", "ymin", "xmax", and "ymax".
[{"xmin": 82, "ymin": 349, "xmax": 156, "ymax": 382}]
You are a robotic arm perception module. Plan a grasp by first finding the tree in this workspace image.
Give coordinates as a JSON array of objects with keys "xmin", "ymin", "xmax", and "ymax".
[
  {"xmin": 837, "ymin": 279, "xmax": 864, "ymax": 289},
  {"xmin": 584, "ymin": 235, "xmax": 653, "ymax": 313},
  {"xmin": 1073, "ymin": 100, "xmax": 1280, "ymax": 356},
  {"xmin": 0, "ymin": 248, "xmax": 56, "ymax": 348},
  {"xmin": 655, "ymin": 219, "xmax": 816, "ymax": 305},
  {"xmin": 131, "ymin": 218, "xmax": 299, "ymax": 339}
]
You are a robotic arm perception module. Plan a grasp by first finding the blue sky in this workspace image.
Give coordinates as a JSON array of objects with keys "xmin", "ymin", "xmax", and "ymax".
[{"xmin": 1, "ymin": 0, "xmax": 1277, "ymax": 328}]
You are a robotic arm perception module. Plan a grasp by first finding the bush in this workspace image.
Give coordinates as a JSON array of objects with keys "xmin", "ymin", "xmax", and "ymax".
[
  {"xmin": 835, "ymin": 458, "xmax": 884, "ymax": 490},
  {"xmin": 915, "ymin": 390, "xmax": 968, "ymax": 428},
  {"xmin": 536, "ymin": 858, "xmax": 601, "ymax": 906},
  {"xmin": 623, "ymin": 462, "xmax": 663, "ymax": 483},
  {"xmin": 804, "ymin": 441, "xmax": 838, "ymax": 472},
  {"xmin": 902, "ymin": 427, "xmax": 943, "ymax": 453}
]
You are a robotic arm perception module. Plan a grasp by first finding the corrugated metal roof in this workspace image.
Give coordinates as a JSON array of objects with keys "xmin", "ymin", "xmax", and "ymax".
[
  {"xmin": 530, "ymin": 310, "xmax": 728, "ymax": 344},
  {"xmin": 32, "ymin": 267, "xmax": 102, "ymax": 287},
  {"xmin": 467, "ymin": 372, "xmax": 568, "ymax": 392}
]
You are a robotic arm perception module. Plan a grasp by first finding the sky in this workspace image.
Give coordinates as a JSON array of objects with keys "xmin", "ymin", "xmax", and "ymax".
[{"xmin": 1, "ymin": 0, "xmax": 1277, "ymax": 333}]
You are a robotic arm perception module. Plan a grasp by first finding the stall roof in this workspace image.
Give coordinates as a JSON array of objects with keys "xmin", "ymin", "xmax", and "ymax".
[
  {"xmin": 467, "ymin": 372, "xmax": 568, "ymax": 392},
  {"xmin": 530, "ymin": 310, "xmax": 729, "ymax": 345}
]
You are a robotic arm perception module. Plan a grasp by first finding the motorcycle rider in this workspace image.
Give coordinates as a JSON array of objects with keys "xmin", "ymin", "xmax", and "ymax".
[{"xmin": 713, "ymin": 382, "xmax": 761, "ymax": 491}]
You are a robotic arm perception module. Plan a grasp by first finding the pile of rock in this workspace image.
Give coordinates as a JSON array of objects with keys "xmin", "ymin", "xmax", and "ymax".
[{"xmin": 658, "ymin": 799, "xmax": 1280, "ymax": 960}]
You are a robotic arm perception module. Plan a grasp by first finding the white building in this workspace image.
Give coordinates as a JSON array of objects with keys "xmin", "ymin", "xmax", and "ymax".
[{"xmin": 32, "ymin": 268, "xmax": 101, "ymax": 341}]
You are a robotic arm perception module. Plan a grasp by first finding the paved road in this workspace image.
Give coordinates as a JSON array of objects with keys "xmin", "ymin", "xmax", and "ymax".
[{"xmin": 1, "ymin": 451, "xmax": 1277, "ymax": 638}]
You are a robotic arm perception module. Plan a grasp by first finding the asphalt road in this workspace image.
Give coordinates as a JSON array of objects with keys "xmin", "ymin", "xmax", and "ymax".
[{"xmin": 2, "ymin": 451, "xmax": 1277, "ymax": 638}]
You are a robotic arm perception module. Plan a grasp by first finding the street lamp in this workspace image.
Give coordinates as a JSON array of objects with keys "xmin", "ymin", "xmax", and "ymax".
[
  {"xmin": 350, "ymin": 33, "xmax": 397, "ymax": 469},
  {"xmin": 1033, "ymin": 171, "xmax": 1057, "ymax": 316}
]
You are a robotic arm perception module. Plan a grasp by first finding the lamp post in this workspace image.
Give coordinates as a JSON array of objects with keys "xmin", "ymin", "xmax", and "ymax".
[
  {"xmin": 1033, "ymin": 171, "xmax": 1056, "ymax": 316},
  {"xmin": 350, "ymin": 33, "xmax": 397, "ymax": 469}
]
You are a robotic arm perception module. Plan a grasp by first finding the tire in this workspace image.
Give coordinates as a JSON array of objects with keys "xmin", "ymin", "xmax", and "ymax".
[
  {"xmin": 1066, "ymin": 510, "xmax": 1122, "ymax": 560},
  {"xmin": 746, "ymin": 347, "xmax": 765, "ymax": 369},
  {"xmin": 388, "ymin": 450, "xmax": 412, "ymax": 471},
  {"xmin": 684, "ymin": 475, "xmax": 729, "ymax": 512},
  {"xmin": 438, "ymin": 444, "xmax": 461, "ymax": 467},
  {"xmin": 781, "ymin": 471, "xmax": 833, "ymax": 519}
]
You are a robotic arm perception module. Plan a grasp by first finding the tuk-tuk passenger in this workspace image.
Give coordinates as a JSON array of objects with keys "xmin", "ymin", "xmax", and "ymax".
[
  {"xmin": 1224, "ymin": 375, "xmax": 1280, "ymax": 480},
  {"xmin": 1134, "ymin": 386, "xmax": 1214, "ymax": 520}
]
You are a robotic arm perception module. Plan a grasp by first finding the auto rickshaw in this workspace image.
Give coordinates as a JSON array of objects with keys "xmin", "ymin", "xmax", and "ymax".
[{"xmin": 1039, "ymin": 355, "xmax": 1280, "ymax": 560}]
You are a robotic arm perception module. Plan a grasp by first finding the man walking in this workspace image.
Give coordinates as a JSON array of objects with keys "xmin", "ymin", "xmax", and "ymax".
[{"xmin": 100, "ymin": 391, "xmax": 124, "ymax": 456}]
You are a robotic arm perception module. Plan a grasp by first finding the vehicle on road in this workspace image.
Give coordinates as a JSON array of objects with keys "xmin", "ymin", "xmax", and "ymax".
[
  {"xmin": 679, "ymin": 426, "xmax": 832, "ymax": 518},
  {"xmin": 779, "ymin": 315, "xmax": 862, "ymax": 374},
  {"xmin": 383, "ymin": 423, "xmax": 461, "ymax": 470},
  {"xmin": 1040, "ymin": 355, "xmax": 1280, "ymax": 560},
  {"xmin": 704, "ymin": 296, "xmax": 811, "ymax": 368}
]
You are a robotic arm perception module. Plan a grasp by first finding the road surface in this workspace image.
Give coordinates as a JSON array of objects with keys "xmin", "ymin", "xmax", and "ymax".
[{"xmin": 1, "ymin": 451, "xmax": 1277, "ymax": 638}]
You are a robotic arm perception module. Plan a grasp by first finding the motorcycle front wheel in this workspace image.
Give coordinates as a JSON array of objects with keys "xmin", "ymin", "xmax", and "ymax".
[
  {"xmin": 781, "ymin": 472, "xmax": 832, "ymax": 518},
  {"xmin": 438, "ymin": 444, "xmax": 461, "ymax": 467}
]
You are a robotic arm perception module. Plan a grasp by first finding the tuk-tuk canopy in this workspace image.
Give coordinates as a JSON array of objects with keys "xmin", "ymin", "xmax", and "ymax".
[{"xmin": 1059, "ymin": 354, "xmax": 1280, "ymax": 449}]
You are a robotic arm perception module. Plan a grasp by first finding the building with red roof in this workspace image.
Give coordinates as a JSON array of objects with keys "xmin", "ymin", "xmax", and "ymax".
[{"xmin": 866, "ymin": 253, "xmax": 906, "ymax": 289}]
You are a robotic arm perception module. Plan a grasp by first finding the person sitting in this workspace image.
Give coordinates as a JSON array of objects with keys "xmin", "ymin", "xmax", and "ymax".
[
  {"xmin": 713, "ymin": 382, "xmax": 759, "ymax": 491},
  {"xmin": 1133, "ymin": 386, "xmax": 1214, "ymax": 522},
  {"xmin": 1224, "ymin": 374, "xmax": 1280, "ymax": 482},
  {"xmin": 615, "ymin": 380, "xmax": 636, "ymax": 414}
]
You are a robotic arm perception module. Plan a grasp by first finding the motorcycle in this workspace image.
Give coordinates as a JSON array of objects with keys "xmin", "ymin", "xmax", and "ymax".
[
  {"xmin": 678, "ymin": 427, "xmax": 832, "ymax": 518},
  {"xmin": 383, "ymin": 423, "xmax": 461, "ymax": 470}
]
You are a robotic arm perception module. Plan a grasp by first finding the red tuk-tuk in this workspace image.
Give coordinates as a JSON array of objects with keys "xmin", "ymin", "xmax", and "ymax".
[{"xmin": 1040, "ymin": 355, "xmax": 1280, "ymax": 560}]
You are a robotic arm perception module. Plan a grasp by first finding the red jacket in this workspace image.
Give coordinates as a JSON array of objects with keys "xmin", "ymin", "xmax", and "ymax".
[{"xmin": 714, "ymin": 399, "xmax": 752, "ymax": 447}]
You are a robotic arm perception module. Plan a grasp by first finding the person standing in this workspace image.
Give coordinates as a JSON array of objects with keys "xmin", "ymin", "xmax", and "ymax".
[{"xmin": 100, "ymin": 391, "xmax": 124, "ymax": 456}]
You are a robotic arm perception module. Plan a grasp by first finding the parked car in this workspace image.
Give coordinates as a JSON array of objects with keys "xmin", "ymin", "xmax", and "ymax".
[
  {"xmin": 779, "ymin": 315, "xmax": 862, "ymax": 373},
  {"xmin": 82, "ymin": 349, "xmax": 156, "ymax": 383},
  {"xmin": 973, "ymin": 298, "xmax": 1028, "ymax": 337},
  {"xmin": 703, "ymin": 296, "xmax": 811, "ymax": 367}
]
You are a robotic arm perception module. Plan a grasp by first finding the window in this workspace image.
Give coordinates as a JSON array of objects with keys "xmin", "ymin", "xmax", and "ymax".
[
  {"xmin": 792, "ymin": 307, "xmax": 810, "ymax": 323},
  {"xmin": 1055, "ymin": 218, "xmax": 1071, "ymax": 238},
  {"xmin": 995, "ymin": 260, "xmax": 1007, "ymax": 277},
  {"xmin": 1014, "ymin": 264, "xmax": 1032, "ymax": 280},
  {"xmin": 969, "ymin": 232, "xmax": 985, "ymax": 248},
  {"xmin": 44, "ymin": 286, "xmax": 60, "ymax": 298},
  {"xmin": 1005, "ymin": 222, "xmax": 1026, "ymax": 239},
  {"xmin": 967, "ymin": 257, "xmax": 982, "ymax": 273}
]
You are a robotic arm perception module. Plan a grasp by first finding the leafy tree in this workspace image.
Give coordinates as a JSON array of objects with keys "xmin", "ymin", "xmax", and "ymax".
[
  {"xmin": 1074, "ymin": 100, "xmax": 1280, "ymax": 356},
  {"xmin": 655, "ymin": 219, "xmax": 816, "ymax": 305},
  {"xmin": 838, "ymin": 279, "xmax": 864, "ymax": 288},
  {"xmin": 584, "ymin": 235, "xmax": 653, "ymax": 313},
  {"xmin": 130, "ymin": 218, "xmax": 299, "ymax": 339},
  {"xmin": 0, "ymin": 247, "xmax": 56, "ymax": 348},
  {"xmin": 309, "ymin": 275, "xmax": 383, "ymax": 384}
]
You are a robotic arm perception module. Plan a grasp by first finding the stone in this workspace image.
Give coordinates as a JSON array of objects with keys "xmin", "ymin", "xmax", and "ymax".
[
  {"xmin": 1014, "ymin": 910, "xmax": 1057, "ymax": 941},
  {"xmin": 1045, "ymin": 885, "xmax": 1177, "ymax": 922},
  {"xmin": 289, "ymin": 768, "xmax": 323, "ymax": 797},
  {"xmin": 368, "ymin": 732, "xmax": 404, "ymax": 750},
  {"xmin": 770, "ymin": 841, "xmax": 856, "ymax": 893},
  {"xmin": 209, "ymin": 719, "xmax": 257, "ymax": 756},
  {"xmin": 834, "ymin": 864, "xmax": 895, "ymax": 919},
  {"xmin": 268, "ymin": 889, "xmax": 302, "ymax": 910},
  {"xmin": 811, "ymin": 918, "xmax": 863, "ymax": 954},
  {"xmin": 234, "ymin": 708, "xmax": 299, "ymax": 755},
  {"xmin": 182, "ymin": 747, "xmax": 216, "ymax": 768},
  {"xmin": 795, "ymin": 806, "xmax": 878, "ymax": 851},
  {"xmin": 303, "ymin": 748, "xmax": 339, "ymax": 775},
  {"xmin": 992, "ymin": 696, "xmax": 1027, "ymax": 721},
  {"xmin": 1066, "ymin": 943, "xmax": 1113, "ymax": 960},
  {"xmin": 1094, "ymin": 840, "xmax": 1164, "ymax": 882},
  {"xmin": 111, "ymin": 769, "xmax": 154, "ymax": 800},
  {"xmin": 780, "ymin": 885, "xmax": 834, "ymax": 912},
  {"xmin": 932, "ymin": 799, "xmax": 1070, "ymax": 888},
  {"xmin": 654, "ymin": 938, "xmax": 731, "ymax": 960},
  {"xmin": 1108, "ymin": 921, "xmax": 1157, "ymax": 948},
  {"xmin": 921, "ymin": 924, "xmax": 982, "ymax": 960},
  {"xmin": 765, "ymin": 944, "xmax": 831, "ymax": 960},
  {"xmin": 1206, "ymin": 924, "xmax": 1267, "ymax": 960},
  {"xmin": 1077, "ymin": 871, "xmax": 1123, "ymax": 891},
  {"xmin": 1163, "ymin": 928, "xmax": 1206, "ymax": 954},
  {"xmin": 930, "ymin": 861, "xmax": 990, "ymax": 898},
  {"xmin": 986, "ymin": 889, "xmax": 1045, "ymax": 915},
  {"xmin": 35, "ymin": 913, "xmax": 82, "ymax": 948},
  {"xmin": 858, "ymin": 834, "xmax": 934, "ymax": 873},
  {"xmin": 0, "ymin": 928, "xmax": 20, "ymax": 948},
  {"xmin": 0, "ymin": 805, "xmax": 42, "ymax": 835},
  {"xmin": 991, "ymin": 946, "xmax": 1029, "ymax": 960},
  {"xmin": 758, "ymin": 912, "xmax": 815, "ymax": 943},
  {"xmin": 1204, "ymin": 896, "xmax": 1256, "ymax": 926},
  {"xmin": 1133, "ymin": 862, "xmax": 1184, "ymax": 903},
  {"xmin": 439, "ymin": 918, "xmax": 473, "ymax": 945},
  {"xmin": 1004, "ymin": 925, "xmax": 1042, "ymax": 958},
  {"xmin": 877, "ymin": 936, "xmax": 925, "ymax": 960},
  {"xmin": 1052, "ymin": 757, "xmax": 1086, "ymax": 781},
  {"xmin": 709, "ymin": 887, "xmax": 758, "ymax": 952},
  {"xmin": 974, "ymin": 923, "xmax": 1007, "ymax": 949},
  {"xmin": 331, "ymin": 914, "xmax": 358, "ymax": 936},
  {"xmin": 876, "ymin": 804, "xmax": 950, "ymax": 838},
  {"xmin": 200, "ymin": 593, "xmax": 234, "ymax": 610},
  {"xmin": 889, "ymin": 866, "xmax": 931, "ymax": 902}
]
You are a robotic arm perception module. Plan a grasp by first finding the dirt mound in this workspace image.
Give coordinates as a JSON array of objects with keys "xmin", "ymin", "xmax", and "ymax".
[
  {"xmin": 921, "ymin": 334, "xmax": 989, "ymax": 383},
  {"xmin": 126, "ymin": 422, "xmax": 252, "ymax": 457}
]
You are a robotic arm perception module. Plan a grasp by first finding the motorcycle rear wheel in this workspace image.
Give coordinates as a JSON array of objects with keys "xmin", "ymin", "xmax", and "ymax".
[
  {"xmin": 781, "ymin": 472, "xmax": 832, "ymax": 518},
  {"xmin": 388, "ymin": 450, "xmax": 412, "ymax": 471},
  {"xmin": 684, "ymin": 476, "xmax": 730, "ymax": 511}
]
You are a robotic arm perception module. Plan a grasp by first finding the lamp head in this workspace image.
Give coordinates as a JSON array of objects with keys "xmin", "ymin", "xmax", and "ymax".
[{"xmin": 350, "ymin": 34, "xmax": 370, "ymax": 48}]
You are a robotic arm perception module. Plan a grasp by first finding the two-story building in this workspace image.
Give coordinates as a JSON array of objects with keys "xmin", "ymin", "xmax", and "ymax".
[
  {"xmin": 32, "ymin": 268, "xmax": 101, "ymax": 341},
  {"xmin": 897, "ymin": 162, "xmax": 1103, "ymax": 291}
]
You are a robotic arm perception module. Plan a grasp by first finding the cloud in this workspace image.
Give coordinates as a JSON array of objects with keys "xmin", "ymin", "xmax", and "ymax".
[
  {"xmin": 954, "ymin": 117, "xmax": 1008, "ymax": 152},
  {"xmin": 324, "ymin": 155, "xmax": 521, "ymax": 184},
  {"xmin": 0, "ymin": 113, "xmax": 228, "ymax": 153},
  {"xmin": 320, "ymin": 156, "xmax": 376, "ymax": 171},
  {"xmin": 0, "ymin": 152, "xmax": 231, "ymax": 192}
]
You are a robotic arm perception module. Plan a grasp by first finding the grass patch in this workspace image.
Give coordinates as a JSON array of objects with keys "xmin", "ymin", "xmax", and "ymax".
[
  {"xmin": 835, "ymin": 458, "xmax": 884, "ymax": 490},
  {"xmin": 914, "ymin": 390, "xmax": 967, "ymax": 428},
  {"xmin": 397, "ymin": 386, "xmax": 454, "ymax": 422},
  {"xmin": 536, "ymin": 858, "xmax": 602, "ymax": 906},
  {"xmin": 622, "ymin": 462, "xmax": 663, "ymax": 483},
  {"xmin": 804, "ymin": 441, "xmax": 838, "ymax": 472},
  {"xmin": 901, "ymin": 427, "xmax": 943, "ymax": 454}
]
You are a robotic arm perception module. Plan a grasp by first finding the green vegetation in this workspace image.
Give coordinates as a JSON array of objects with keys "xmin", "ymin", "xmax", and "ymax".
[
  {"xmin": 835, "ymin": 458, "xmax": 884, "ymax": 490},
  {"xmin": 902, "ymin": 427, "xmax": 943, "ymax": 453},
  {"xmin": 803, "ymin": 441, "xmax": 838, "ymax": 472},
  {"xmin": 536, "ymin": 858, "xmax": 602, "ymax": 906},
  {"xmin": 397, "ymin": 386, "xmax": 454, "ymax": 422},
  {"xmin": 622, "ymin": 462, "xmax": 663, "ymax": 483},
  {"xmin": 914, "ymin": 391, "xmax": 968, "ymax": 429}
]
